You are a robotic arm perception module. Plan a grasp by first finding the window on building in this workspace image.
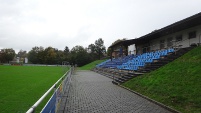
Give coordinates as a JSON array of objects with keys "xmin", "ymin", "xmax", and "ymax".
[
  {"xmin": 167, "ymin": 37, "xmax": 173, "ymax": 47},
  {"xmin": 189, "ymin": 31, "xmax": 196, "ymax": 39},
  {"xmin": 160, "ymin": 40, "xmax": 165, "ymax": 49},
  {"xmin": 176, "ymin": 35, "xmax": 182, "ymax": 42}
]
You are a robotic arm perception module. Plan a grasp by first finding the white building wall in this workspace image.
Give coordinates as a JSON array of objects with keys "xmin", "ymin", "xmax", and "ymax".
[
  {"xmin": 16, "ymin": 57, "xmax": 20, "ymax": 63},
  {"xmin": 25, "ymin": 57, "xmax": 28, "ymax": 64},
  {"xmin": 128, "ymin": 44, "xmax": 136, "ymax": 55},
  {"xmin": 150, "ymin": 25, "xmax": 201, "ymax": 51}
]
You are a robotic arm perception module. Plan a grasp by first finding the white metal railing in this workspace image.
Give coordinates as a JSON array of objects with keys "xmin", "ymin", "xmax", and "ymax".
[{"xmin": 26, "ymin": 66, "xmax": 73, "ymax": 113}]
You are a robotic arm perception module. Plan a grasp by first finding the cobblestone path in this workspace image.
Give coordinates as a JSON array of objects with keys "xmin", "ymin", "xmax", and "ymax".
[{"xmin": 58, "ymin": 70, "xmax": 171, "ymax": 113}]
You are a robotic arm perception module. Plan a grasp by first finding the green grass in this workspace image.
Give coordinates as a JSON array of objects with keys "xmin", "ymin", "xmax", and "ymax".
[
  {"xmin": 79, "ymin": 59, "xmax": 107, "ymax": 70},
  {"xmin": 0, "ymin": 65, "xmax": 68, "ymax": 113},
  {"xmin": 123, "ymin": 46, "xmax": 201, "ymax": 113}
]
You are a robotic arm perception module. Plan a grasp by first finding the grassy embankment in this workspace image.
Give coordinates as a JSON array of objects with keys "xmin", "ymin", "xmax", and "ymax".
[
  {"xmin": 123, "ymin": 46, "xmax": 201, "ymax": 113},
  {"xmin": 0, "ymin": 66, "xmax": 68, "ymax": 113},
  {"xmin": 79, "ymin": 59, "xmax": 106, "ymax": 70}
]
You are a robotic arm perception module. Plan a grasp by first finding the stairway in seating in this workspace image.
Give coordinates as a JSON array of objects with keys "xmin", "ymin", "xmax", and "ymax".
[{"xmin": 112, "ymin": 46, "xmax": 195, "ymax": 85}]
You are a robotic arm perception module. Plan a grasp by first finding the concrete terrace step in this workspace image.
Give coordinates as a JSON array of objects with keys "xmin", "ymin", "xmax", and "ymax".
[
  {"xmin": 94, "ymin": 46, "xmax": 196, "ymax": 85},
  {"xmin": 112, "ymin": 80, "xmax": 119, "ymax": 85},
  {"xmin": 118, "ymin": 77, "xmax": 129, "ymax": 81},
  {"xmin": 144, "ymin": 65, "xmax": 161, "ymax": 68},
  {"xmin": 143, "ymin": 67, "xmax": 159, "ymax": 71},
  {"xmin": 113, "ymin": 78, "xmax": 125, "ymax": 84},
  {"xmin": 122, "ymin": 75, "xmax": 133, "ymax": 79},
  {"xmin": 111, "ymin": 72, "xmax": 145, "ymax": 84},
  {"xmin": 136, "ymin": 70, "xmax": 151, "ymax": 73}
]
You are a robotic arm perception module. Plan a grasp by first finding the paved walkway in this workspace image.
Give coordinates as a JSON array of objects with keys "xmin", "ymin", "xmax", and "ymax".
[{"xmin": 58, "ymin": 70, "xmax": 171, "ymax": 113}]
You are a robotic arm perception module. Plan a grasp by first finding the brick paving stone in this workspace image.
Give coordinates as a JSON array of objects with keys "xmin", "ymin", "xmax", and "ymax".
[{"xmin": 58, "ymin": 70, "xmax": 172, "ymax": 113}]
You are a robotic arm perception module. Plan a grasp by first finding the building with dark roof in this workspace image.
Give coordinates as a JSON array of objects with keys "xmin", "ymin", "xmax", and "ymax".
[{"xmin": 110, "ymin": 12, "xmax": 201, "ymax": 58}]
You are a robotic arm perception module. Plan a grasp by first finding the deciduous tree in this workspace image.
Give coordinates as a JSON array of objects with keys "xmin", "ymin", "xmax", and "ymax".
[
  {"xmin": 0, "ymin": 48, "xmax": 15, "ymax": 63},
  {"xmin": 28, "ymin": 46, "xmax": 44, "ymax": 64},
  {"xmin": 69, "ymin": 45, "xmax": 91, "ymax": 66},
  {"xmin": 44, "ymin": 47, "xmax": 57, "ymax": 64},
  {"xmin": 95, "ymin": 38, "xmax": 106, "ymax": 59}
]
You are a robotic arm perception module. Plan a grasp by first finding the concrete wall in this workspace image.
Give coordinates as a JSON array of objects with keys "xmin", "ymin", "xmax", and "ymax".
[{"xmin": 137, "ymin": 25, "xmax": 201, "ymax": 53}]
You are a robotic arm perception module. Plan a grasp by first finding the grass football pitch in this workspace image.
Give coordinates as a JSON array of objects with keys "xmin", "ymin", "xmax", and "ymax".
[{"xmin": 0, "ymin": 65, "xmax": 68, "ymax": 113}]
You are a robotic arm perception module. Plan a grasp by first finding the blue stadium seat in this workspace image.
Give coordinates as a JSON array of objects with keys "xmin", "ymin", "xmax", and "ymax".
[{"xmin": 96, "ymin": 48, "xmax": 174, "ymax": 71}]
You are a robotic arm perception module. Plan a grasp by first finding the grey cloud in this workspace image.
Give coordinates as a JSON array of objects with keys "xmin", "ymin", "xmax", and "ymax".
[{"xmin": 0, "ymin": 0, "xmax": 201, "ymax": 53}]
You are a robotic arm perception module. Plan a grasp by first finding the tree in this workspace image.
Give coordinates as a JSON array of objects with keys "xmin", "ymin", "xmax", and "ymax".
[
  {"xmin": 17, "ymin": 50, "xmax": 27, "ymax": 62},
  {"xmin": 17, "ymin": 50, "xmax": 27, "ymax": 58},
  {"xmin": 107, "ymin": 47, "xmax": 112, "ymax": 57},
  {"xmin": 37, "ymin": 47, "xmax": 45, "ymax": 64},
  {"xmin": 64, "ymin": 46, "xmax": 69, "ymax": 55},
  {"xmin": 43, "ymin": 47, "xmax": 57, "ymax": 64},
  {"xmin": 63, "ymin": 46, "xmax": 70, "ymax": 62},
  {"xmin": 95, "ymin": 38, "xmax": 106, "ymax": 59},
  {"xmin": 0, "ymin": 48, "xmax": 15, "ymax": 63},
  {"xmin": 28, "ymin": 46, "xmax": 44, "ymax": 64},
  {"xmin": 111, "ymin": 38, "xmax": 126, "ymax": 46},
  {"xmin": 88, "ymin": 44, "xmax": 96, "ymax": 54},
  {"xmin": 55, "ymin": 50, "xmax": 65, "ymax": 64},
  {"xmin": 28, "ymin": 46, "xmax": 66, "ymax": 65},
  {"xmin": 87, "ymin": 44, "xmax": 97, "ymax": 61},
  {"xmin": 69, "ymin": 45, "xmax": 91, "ymax": 66}
]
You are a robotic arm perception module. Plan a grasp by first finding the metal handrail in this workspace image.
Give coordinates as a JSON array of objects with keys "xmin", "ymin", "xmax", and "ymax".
[{"xmin": 26, "ymin": 67, "xmax": 71, "ymax": 113}]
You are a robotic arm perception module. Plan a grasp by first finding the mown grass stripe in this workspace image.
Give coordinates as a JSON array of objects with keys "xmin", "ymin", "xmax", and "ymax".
[
  {"xmin": 0, "ymin": 65, "xmax": 68, "ymax": 113},
  {"xmin": 79, "ymin": 59, "xmax": 106, "ymax": 70}
]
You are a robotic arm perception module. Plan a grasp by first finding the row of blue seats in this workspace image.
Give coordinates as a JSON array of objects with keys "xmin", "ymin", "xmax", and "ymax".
[
  {"xmin": 138, "ymin": 49, "xmax": 174, "ymax": 58},
  {"xmin": 118, "ymin": 49, "xmax": 174, "ymax": 70},
  {"xmin": 97, "ymin": 54, "xmax": 136, "ymax": 68},
  {"xmin": 97, "ymin": 48, "xmax": 174, "ymax": 70},
  {"xmin": 118, "ymin": 65, "xmax": 139, "ymax": 70},
  {"xmin": 96, "ymin": 59, "xmax": 110, "ymax": 67}
]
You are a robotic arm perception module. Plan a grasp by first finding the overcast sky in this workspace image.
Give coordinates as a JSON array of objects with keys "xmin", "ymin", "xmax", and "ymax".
[{"xmin": 0, "ymin": 0, "xmax": 201, "ymax": 53}]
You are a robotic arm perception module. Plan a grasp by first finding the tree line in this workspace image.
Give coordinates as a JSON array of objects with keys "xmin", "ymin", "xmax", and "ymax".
[{"xmin": 0, "ymin": 38, "xmax": 107, "ymax": 66}]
